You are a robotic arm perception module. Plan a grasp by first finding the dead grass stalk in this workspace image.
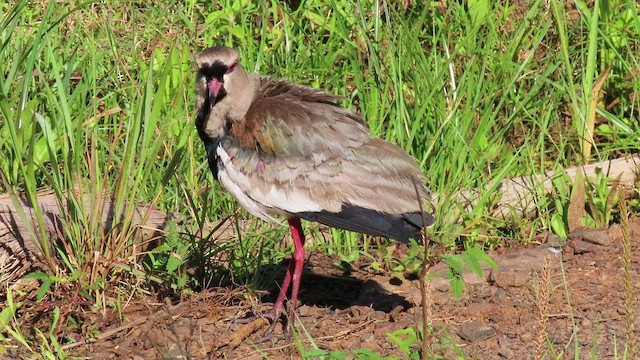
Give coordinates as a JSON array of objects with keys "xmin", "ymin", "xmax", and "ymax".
[{"xmin": 535, "ymin": 256, "xmax": 552, "ymax": 359}]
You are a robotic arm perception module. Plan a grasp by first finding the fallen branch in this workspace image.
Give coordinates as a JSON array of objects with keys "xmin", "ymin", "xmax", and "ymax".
[
  {"xmin": 463, "ymin": 155, "xmax": 640, "ymax": 217},
  {"xmin": 214, "ymin": 317, "xmax": 270, "ymax": 354},
  {"xmin": 0, "ymin": 189, "xmax": 172, "ymax": 285}
]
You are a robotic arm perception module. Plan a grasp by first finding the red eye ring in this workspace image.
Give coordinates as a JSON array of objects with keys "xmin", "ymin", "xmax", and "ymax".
[{"xmin": 228, "ymin": 64, "xmax": 236, "ymax": 73}]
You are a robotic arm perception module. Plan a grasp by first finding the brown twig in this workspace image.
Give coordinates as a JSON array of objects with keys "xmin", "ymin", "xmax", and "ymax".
[{"xmin": 214, "ymin": 317, "xmax": 269, "ymax": 353}]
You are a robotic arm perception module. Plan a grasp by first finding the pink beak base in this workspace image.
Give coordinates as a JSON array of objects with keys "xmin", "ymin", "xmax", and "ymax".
[{"xmin": 208, "ymin": 78, "xmax": 223, "ymax": 100}]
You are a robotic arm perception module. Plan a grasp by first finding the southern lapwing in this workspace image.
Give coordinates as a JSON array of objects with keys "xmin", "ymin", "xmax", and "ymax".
[{"xmin": 194, "ymin": 46, "xmax": 435, "ymax": 333}]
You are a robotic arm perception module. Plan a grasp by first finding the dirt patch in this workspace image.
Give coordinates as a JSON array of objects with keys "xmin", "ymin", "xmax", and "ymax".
[{"xmin": 23, "ymin": 217, "xmax": 640, "ymax": 359}]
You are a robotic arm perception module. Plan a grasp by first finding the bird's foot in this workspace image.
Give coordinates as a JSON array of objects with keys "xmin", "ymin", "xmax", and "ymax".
[
  {"xmin": 235, "ymin": 303, "xmax": 281, "ymax": 324},
  {"xmin": 234, "ymin": 312, "xmax": 274, "ymax": 324},
  {"xmin": 253, "ymin": 330, "xmax": 291, "ymax": 343}
]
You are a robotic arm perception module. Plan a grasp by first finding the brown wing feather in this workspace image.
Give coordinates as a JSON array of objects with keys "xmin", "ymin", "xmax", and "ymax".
[{"xmin": 231, "ymin": 76, "xmax": 369, "ymax": 155}]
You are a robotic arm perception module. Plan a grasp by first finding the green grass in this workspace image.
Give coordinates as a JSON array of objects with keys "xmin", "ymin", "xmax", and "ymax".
[{"xmin": 1, "ymin": 0, "xmax": 639, "ymax": 358}]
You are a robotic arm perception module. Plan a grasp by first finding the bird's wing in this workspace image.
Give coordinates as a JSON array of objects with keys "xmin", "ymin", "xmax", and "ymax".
[
  {"xmin": 232, "ymin": 76, "xmax": 370, "ymax": 158},
  {"xmin": 219, "ymin": 77, "xmax": 431, "ymax": 229}
]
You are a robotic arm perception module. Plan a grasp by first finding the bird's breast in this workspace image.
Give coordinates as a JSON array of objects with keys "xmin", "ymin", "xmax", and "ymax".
[{"xmin": 214, "ymin": 142, "xmax": 281, "ymax": 222}]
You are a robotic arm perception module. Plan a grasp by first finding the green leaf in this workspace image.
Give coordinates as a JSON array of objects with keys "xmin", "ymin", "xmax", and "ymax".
[
  {"xmin": 462, "ymin": 250, "xmax": 482, "ymax": 276},
  {"xmin": 449, "ymin": 275, "xmax": 465, "ymax": 300},
  {"xmin": 36, "ymin": 278, "xmax": 53, "ymax": 303},
  {"xmin": 0, "ymin": 306, "xmax": 13, "ymax": 327},
  {"xmin": 468, "ymin": 0, "xmax": 490, "ymax": 26},
  {"xmin": 166, "ymin": 254, "xmax": 184, "ymax": 273},
  {"xmin": 353, "ymin": 348, "xmax": 388, "ymax": 360},
  {"xmin": 387, "ymin": 328, "xmax": 417, "ymax": 355},
  {"xmin": 23, "ymin": 271, "xmax": 50, "ymax": 280},
  {"xmin": 551, "ymin": 212, "xmax": 568, "ymax": 239},
  {"xmin": 466, "ymin": 246, "xmax": 497, "ymax": 270},
  {"xmin": 443, "ymin": 254, "xmax": 464, "ymax": 275},
  {"xmin": 303, "ymin": 349, "xmax": 329, "ymax": 358}
]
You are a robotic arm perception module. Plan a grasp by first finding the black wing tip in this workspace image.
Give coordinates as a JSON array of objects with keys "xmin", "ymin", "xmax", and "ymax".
[{"xmin": 297, "ymin": 205, "xmax": 435, "ymax": 243}]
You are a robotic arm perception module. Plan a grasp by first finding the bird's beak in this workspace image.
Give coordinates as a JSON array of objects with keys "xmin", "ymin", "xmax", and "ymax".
[{"xmin": 208, "ymin": 77, "xmax": 223, "ymax": 105}]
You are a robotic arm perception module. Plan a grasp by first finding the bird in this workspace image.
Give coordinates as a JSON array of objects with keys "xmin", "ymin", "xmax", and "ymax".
[{"xmin": 194, "ymin": 46, "xmax": 435, "ymax": 334}]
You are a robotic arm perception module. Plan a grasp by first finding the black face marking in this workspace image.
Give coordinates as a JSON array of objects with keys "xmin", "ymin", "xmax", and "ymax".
[
  {"xmin": 198, "ymin": 60, "xmax": 231, "ymax": 108},
  {"xmin": 200, "ymin": 60, "xmax": 228, "ymax": 79}
]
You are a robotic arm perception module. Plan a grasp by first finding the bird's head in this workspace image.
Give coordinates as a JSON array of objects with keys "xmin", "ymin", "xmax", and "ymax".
[{"xmin": 195, "ymin": 46, "xmax": 254, "ymax": 136}]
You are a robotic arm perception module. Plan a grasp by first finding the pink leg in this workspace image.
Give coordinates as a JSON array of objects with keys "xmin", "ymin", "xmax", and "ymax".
[
  {"xmin": 240, "ymin": 217, "xmax": 305, "ymax": 338},
  {"xmin": 285, "ymin": 217, "xmax": 306, "ymax": 332},
  {"xmin": 268, "ymin": 255, "xmax": 295, "ymax": 321}
]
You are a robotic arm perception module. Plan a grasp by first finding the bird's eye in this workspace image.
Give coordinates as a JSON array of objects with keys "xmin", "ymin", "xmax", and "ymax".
[{"xmin": 228, "ymin": 64, "xmax": 236, "ymax": 73}]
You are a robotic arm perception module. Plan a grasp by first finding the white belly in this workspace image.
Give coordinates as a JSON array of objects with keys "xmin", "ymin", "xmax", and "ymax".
[{"xmin": 215, "ymin": 145, "xmax": 323, "ymax": 222}]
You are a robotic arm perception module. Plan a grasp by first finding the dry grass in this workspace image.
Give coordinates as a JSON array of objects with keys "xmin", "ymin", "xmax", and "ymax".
[{"xmin": 535, "ymin": 256, "xmax": 553, "ymax": 359}]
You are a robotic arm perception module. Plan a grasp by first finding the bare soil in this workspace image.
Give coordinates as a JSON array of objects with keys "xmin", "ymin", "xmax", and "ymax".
[{"xmin": 14, "ymin": 217, "xmax": 640, "ymax": 359}]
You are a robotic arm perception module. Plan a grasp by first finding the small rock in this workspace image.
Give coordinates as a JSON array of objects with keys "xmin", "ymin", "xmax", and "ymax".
[
  {"xmin": 371, "ymin": 310, "xmax": 387, "ymax": 321},
  {"xmin": 90, "ymin": 353, "xmax": 114, "ymax": 359},
  {"xmin": 493, "ymin": 288, "xmax": 510, "ymax": 299},
  {"xmin": 492, "ymin": 270, "xmax": 530, "ymax": 288},
  {"xmin": 462, "ymin": 271, "xmax": 487, "ymax": 285},
  {"xmin": 144, "ymin": 329, "xmax": 162, "ymax": 349},
  {"xmin": 571, "ymin": 239, "xmax": 600, "ymax": 254},
  {"xmin": 581, "ymin": 230, "xmax": 611, "ymax": 246},
  {"xmin": 430, "ymin": 292, "xmax": 449, "ymax": 305},
  {"xmin": 608, "ymin": 224, "xmax": 623, "ymax": 242},
  {"xmin": 117, "ymin": 339, "xmax": 131, "ymax": 352},
  {"xmin": 458, "ymin": 321, "xmax": 497, "ymax": 342},
  {"xmin": 466, "ymin": 302, "xmax": 497, "ymax": 316},
  {"xmin": 595, "ymin": 259, "xmax": 609, "ymax": 268},
  {"xmin": 492, "ymin": 296, "xmax": 515, "ymax": 307},
  {"xmin": 494, "ymin": 247, "xmax": 551, "ymax": 272},
  {"xmin": 489, "ymin": 312, "xmax": 517, "ymax": 327},
  {"xmin": 519, "ymin": 332, "xmax": 534, "ymax": 342},
  {"xmin": 167, "ymin": 343, "xmax": 188, "ymax": 359},
  {"xmin": 630, "ymin": 217, "xmax": 640, "ymax": 237},
  {"xmin": 568, "ymin": 228, "xmax": 610, "ymax": 246},
  {"xmin": 430, "ymin": 277, "xmax": 451, "ymax": 292},
  {"xmin": 617, "ymin": 307, "xmax": 628, "ymax": 316},
  {"xmin": 497, "ymin": 334, "xmax": 510, "ymax": 347},
  {"xmin": 362, "ymin": 332, "xmax": 375, "ymax": 342},
  {"xmin": 498, "ymin": 347, "xmax": 515, "ymax": 359}
]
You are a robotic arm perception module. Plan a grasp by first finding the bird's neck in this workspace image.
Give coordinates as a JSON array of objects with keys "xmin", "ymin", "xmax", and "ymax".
[{"xmin": 196, "ymin": 79, "xmax": 257, "ymax": 143}]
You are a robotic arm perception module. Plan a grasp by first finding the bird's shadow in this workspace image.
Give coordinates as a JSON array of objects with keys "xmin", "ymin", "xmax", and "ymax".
[{"xmin": 259, "ymin": 257, "xmax": 413, "ymax": 314}]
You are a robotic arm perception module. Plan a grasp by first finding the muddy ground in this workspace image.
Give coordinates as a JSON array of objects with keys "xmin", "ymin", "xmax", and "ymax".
[{"xmin": 49, "ymin": 216, "xmax": 640, "ymax": 359}]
